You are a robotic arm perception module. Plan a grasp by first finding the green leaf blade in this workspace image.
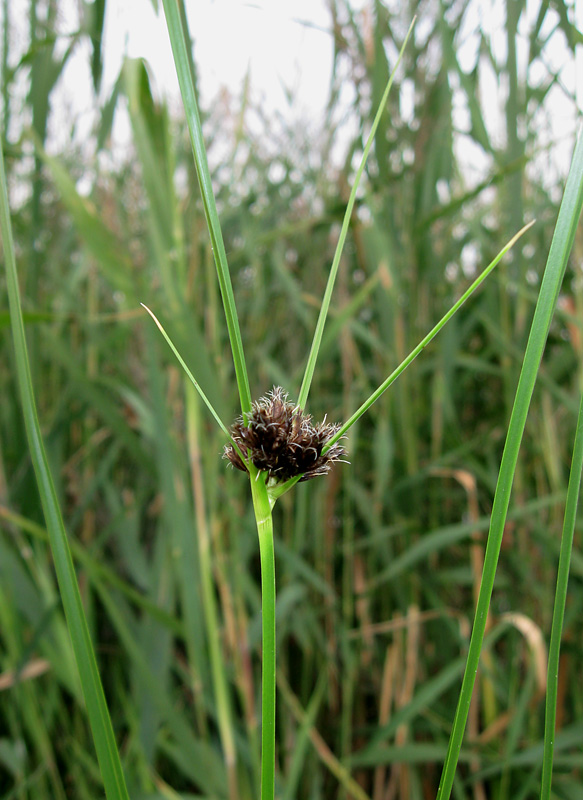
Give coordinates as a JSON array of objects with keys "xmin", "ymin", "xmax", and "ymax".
[{"xmin": 1, "ymin": 137, "xmax": 131, "ymax": 797}]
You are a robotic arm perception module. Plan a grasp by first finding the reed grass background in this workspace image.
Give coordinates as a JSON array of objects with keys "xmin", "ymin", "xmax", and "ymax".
[{"xmin": 1, "ymin": 2, "xmax": 583, "ymax": 799}]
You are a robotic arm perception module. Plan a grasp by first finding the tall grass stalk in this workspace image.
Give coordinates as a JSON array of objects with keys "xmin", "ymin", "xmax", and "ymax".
[
  {"xmin": 160, "ymin": 0, "xmax": 251, "ymax": 415},
  {"xmin": 437, "ymin": 127, "xmax": 583, "ymax": 800},
  {"xmin": 0, "ymin": 110, "xmax": 130, "ymax": 800}
]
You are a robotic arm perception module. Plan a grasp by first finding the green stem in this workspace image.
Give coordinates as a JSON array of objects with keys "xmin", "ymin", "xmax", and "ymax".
[{"xmin": 250, "ymin": 469, "xmax": 276, "ymax": 800}]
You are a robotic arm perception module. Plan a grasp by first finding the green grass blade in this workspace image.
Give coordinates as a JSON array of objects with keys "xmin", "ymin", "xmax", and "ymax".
[
  {"xmin": 436, "ymin": 127, "xmax": 583, "ymax": 800},
  {"xmin": 326, "ymin": 222, "xmax": 535, "ymax": 450},
  {"xmin": 297, "ymin": 17, "xmax": 416, "ymax": 410},
  {"xmin": 140, "ymin": 304, "xmax": 230, "ymax": 437},
  {"xmin": 540, "ymin": 389, "xmax": 583, "ymax": 799},
  {"xmin": 160, "ymin": 0, "xmax": 251, "ymax": 414},
  {"xmin": 140, "ymin": 304, "xmax": 247, "ymax": 464},
  {"xmin": 0, "ymin": 136, "xmax": 130, "ymax": 798}
]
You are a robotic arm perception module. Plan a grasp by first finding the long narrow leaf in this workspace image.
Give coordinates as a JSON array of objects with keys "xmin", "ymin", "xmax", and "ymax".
[
  {"xmin": 140, "ymin": 304, "xmax": 247, "ymax": 465},
  {"xmin": 436, "ymin": 127, "xmax": 583, "ymax": 800},
  {"xmin": 161, "ymin": 0, "xmax": 252, "ymax": 415},
  {"xmin": 326, "ymin": 222, "xmax": 534, "ymax": 449},
  {"xmin": 297, "ymin": 18, "xmax": 416, "ymax": 410},
  {"xmin": 0, "ymin": 139, "xmax": 130, "ymax": 796}
]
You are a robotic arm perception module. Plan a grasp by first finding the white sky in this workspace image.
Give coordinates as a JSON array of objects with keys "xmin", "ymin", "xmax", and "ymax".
[
  {"xmin": 101, "ymin": 1, "xmax": 582, "ymax": 185},
  {"xmin": 107, "ymin": 1, "xmax": 334, "ymax": 110},
  {"xmin": 5, "ymin": 1, "xmax": 582, "ymax": 192},
  {"xmin": 102, "ymin": 0, "xmax": 340, "ymax": 151}
]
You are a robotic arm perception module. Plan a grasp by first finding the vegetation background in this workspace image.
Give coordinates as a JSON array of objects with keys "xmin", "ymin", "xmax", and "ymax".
[{"xmin": 1, "ymin": 1, "xmax": 582, "ymax": 799}]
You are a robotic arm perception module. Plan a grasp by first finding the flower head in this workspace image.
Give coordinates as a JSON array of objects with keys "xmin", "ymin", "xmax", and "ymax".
[{"xmin": 224, "ymin": 386, "xmax": 346, "ymax": 483}]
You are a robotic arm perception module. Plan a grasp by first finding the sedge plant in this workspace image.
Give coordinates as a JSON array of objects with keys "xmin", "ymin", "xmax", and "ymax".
[
  {"xmin": 0, "ymin": 0, "xmax": 583, "ymax": 800},
  {"xmin": 150, "ymin": 6, "xmax": 551, "ymax": 800},
  {"xmin": 3, "ymin": 4, "xmax": 581, "ymax": 799}
]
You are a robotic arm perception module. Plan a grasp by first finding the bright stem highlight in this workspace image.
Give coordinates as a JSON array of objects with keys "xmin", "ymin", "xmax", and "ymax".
[{"xmin": 250, "ymin": 467, "xmax": 277, "ymax": 800}]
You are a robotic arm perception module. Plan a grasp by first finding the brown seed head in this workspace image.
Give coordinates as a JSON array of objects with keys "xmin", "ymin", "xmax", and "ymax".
[{"xmin": 223, "ymin": 387, "xmax": 346, "ymax": 483}]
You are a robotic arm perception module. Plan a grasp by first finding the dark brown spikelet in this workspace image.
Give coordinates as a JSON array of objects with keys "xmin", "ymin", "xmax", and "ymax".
[{"xmin": 223, "ymin": 387, "xmax": 346, "ymax": 483}]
